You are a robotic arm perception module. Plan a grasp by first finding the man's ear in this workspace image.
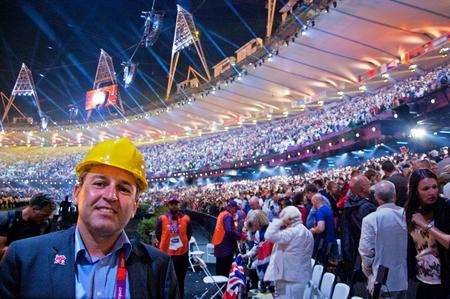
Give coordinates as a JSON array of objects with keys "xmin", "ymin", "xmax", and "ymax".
[
  {"xmin": 72, "ymin": 184, "xmax": 81, "ymax": 206},
  {"xmin": 131, "ymin": 200, "xmax": 139, "ymax": 218}
]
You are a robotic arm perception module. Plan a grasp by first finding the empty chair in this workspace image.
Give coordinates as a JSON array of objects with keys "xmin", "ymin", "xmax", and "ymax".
[
  {"xmin": 311, "ymin": 258, "xmax": 316, "ymax": 268},
  {"xmin": 194, "ymin": 256, "xmax": 228, "ymax": 299},
  {"xmin": 306, "ymin": 264, "xmax": 324, "ymax": 299},
  {"xmin": 311, "ymin": 264, "xmax": 324, "ymax": 289},
  {"xmin": 303, "ymin": 284, "xmax": 313, "ymax": 299},
  {"xmin": 319, "ymin": 272, "xmax": 335, "ymax": 299},
  {"xmin": 189, "ymin": 236, "xmax": 205, "ymax": 272},
  {"xmin": 205, "ymin": 243, "xmax": 215, "ymax": 263},
  {"xmin": 332, "ymin": 283, "xmax": 350, "ymax": 299}
]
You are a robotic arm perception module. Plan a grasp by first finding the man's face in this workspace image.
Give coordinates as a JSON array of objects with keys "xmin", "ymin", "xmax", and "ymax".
[
  {"xmin": 30, "ymin": 205, "xmax": 53, "ymax": 224},
  {"xmin": 168, "ymin": 201, "xmax": 179, "ymax": 213},
  {"xmin": 229, "ymin": 206, "xmax": 238, "ymax": 215},
  {"xmin": 73, "ymin": 165, "xmax": 138, "ymax": 238},
  {"xmin": 249, "ymin": 200, "xmax": 260, "ymax": 210}
]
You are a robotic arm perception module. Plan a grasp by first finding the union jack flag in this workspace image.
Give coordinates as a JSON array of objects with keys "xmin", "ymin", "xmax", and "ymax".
[{"xmin": 223, "ymin": 255, "xmax": 246, "ymax": 299}]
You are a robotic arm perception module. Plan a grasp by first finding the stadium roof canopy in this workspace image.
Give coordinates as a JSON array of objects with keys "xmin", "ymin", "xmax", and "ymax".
[{"xmin": 1, "ymin": 0, "xmax": 449, "ymax": 146}]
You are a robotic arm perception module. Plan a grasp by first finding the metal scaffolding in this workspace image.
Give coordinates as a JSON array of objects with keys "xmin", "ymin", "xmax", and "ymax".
[{"xmin": 166, "ymin": 5, "xmax": 210, "ymax": 100}]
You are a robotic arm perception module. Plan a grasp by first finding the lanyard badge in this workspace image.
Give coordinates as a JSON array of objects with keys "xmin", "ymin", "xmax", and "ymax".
[{"xmin": 115, "ymin": 250, "xmax": 127, "ymax": 299}]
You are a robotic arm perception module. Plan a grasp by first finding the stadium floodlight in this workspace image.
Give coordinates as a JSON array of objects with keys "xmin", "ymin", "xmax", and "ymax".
[
  {"xmin": 141, "ymin": 10, "xmax": 164, "ymax": 48},
  {"xmin": 410, "ymin": 127, "xmax": 427, "ymax": 139},
  {"xmin": 122, "ymin": 61, "xmax": 137, "ymax": 88},
  {"xmin": 92, "ymin": 91, "xmax": 106, "ymax": 106}
]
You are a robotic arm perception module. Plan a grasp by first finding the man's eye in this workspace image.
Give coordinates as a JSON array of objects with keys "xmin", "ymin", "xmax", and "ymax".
[
  {"xmin": 93, "ymin": 181, "xmax": 106, "ymax": 187},
  {"xmin": 119, "ymin": 186, "xmax": 132, "ymax": 194}
]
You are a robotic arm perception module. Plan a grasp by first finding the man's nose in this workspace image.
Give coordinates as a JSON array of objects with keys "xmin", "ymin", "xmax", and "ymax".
[{"xmin": 103, "ymin": 184, "xmax": 119, "ymax": 201}]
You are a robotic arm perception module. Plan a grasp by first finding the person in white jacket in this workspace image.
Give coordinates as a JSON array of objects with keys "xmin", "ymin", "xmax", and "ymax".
[
  {"xmin": 264, "ymin": 206, "xmax": 314, "ymax": 298},
  {"xmin": 358, "ymin": 180, "xmax": 408, "ymax": 298}
]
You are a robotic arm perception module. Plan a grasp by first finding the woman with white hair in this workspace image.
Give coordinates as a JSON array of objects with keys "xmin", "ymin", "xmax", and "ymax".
[{"xmin": 264, "ymin": 206, "xmax": 314, "ymax": 298}]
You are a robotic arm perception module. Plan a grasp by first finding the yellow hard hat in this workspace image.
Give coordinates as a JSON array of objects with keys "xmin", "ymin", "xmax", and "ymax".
[{"xmin": 75, "ymin": 137, "xmax": 148, "ymax": 191}]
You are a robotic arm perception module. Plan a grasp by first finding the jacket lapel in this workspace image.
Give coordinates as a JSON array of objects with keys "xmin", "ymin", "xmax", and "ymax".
[
  {"xmin": 128, "ymin": 243, "xmax": 151, "ymax": 299},
  {"xmin": 49, "ymin": 226, "xmax": 76, "ymax": 298}
]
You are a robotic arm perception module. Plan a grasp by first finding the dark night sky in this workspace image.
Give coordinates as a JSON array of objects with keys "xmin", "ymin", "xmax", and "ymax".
[{"xmin": 0, "ymin": 0, "xmax": 271, "ymax": 121}]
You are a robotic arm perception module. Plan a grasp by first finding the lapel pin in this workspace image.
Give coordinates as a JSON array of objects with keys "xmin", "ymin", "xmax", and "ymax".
[{"xmin": 54, "ymin": 254, "xmax": 67, "ymax": 265}]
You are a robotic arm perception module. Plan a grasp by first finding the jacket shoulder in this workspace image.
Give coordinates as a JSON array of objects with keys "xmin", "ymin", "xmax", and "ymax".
[
  {"xmin": 136, "ymin": 241, "xmax": 172, "ymax": 262},
  {"xmin": 9, "ymin": 227, "xmax": 73, "ymax": 251}
]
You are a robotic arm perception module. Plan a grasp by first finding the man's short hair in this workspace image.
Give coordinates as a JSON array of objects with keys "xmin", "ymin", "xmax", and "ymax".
[
  {"xmin": 372, "ymin": 180, "xmax": 396, "ymax": 203},
  {"xmin": 381, "ymin": 160, "xmax": 396, "ymax": 173},
  {"xmin": 305, "ymin": 184, "xmax": 318, "ymax": 194},
  {"xmin": 29, "ymin": 193, "xmax": 56, "ymax": 210},
  {"xmin": 313, "ymin": 179, "xmax": 324, "ymax": 188}
]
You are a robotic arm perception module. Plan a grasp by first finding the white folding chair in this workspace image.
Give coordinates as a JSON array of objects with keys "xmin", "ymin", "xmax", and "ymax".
[
  {"xmin": 189, "ymin": 236, "xmax": 205, "ymax": 272},
  {"xmin": 319, "ymin": 272, "xmax": 335, "ymax": 299},
  {"xmin": 311, "ymin": 264, "xmax": 324, "ymax": 289},
  {"xmin": 304, "ymin": 264, "xmax": 324, "ymax": 299},
  {"xmin": 311, "ymin": 258, "xmax": 316, "ymax": 268},
  {"xmin": 332, "ymin": 283, "xmax": 350, "ymax": 299},
  {"xmin": 205, "ymin": 243, "xmax": 215, "ymax": 263},
  {"xmin": 194, "ymin": 256, "xmax": 228, "ymax": 299},
  {"xmin": 303, "ymin": 284, "xmax": 313, "ymax": 299}
]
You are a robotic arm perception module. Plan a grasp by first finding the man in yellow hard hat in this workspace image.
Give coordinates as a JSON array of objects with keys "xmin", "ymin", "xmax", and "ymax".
[{"xmin": 0, "ymin": 138, "xmax": 180, "ymax": 298}]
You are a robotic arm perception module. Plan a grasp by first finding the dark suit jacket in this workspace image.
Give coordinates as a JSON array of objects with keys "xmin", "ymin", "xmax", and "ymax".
[
  {"xmin": 0, "ymin": 226, "xmax": 180, "ymax": 299},
  {"xmin": 386, "ymin": 172, "xmax": 408, "ymax": 207}
]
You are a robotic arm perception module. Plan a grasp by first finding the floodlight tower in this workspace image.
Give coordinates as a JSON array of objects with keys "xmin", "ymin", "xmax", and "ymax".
[
  {"xmin": 87, "ymin": 49, "xmax": 124, "ymax": 119},
  {"xmin": 94, "ymin": 49, "xmax": 119, "ymax": 89},
  {"xmin": 266, "ymin": 0, "xmax": 278, "ymax": 38},
  {"xmin": 166, "ymin": 5, "xmax": 211, "ymax": 100},
  {"xmin": 2, "ymin": 63, "xmax": 42, "ymax": 124}
]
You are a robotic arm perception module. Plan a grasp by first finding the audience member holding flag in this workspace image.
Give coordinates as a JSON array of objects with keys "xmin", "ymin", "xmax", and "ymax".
[{"xmin": 241, "ymin": 209, "xmax": 273, "ymax": 293}]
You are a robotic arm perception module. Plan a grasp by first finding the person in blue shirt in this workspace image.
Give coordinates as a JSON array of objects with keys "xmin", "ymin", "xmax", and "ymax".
[
  {"xmin": 0, "ymin": 138, "xmax": 179, "ymax": 299},
  {"xmin": 309, "ymin": 193, "xmax": 338, "ymax": 266}
]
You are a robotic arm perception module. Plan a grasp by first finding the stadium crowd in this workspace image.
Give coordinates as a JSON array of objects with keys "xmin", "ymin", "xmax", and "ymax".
[
  {"xmin": 151, "ymin": 146, "xmax": 450, "ymax": 298},
  {"xmin": 0, "ymin": 63, "xmax": 447, "ymax": 188}
]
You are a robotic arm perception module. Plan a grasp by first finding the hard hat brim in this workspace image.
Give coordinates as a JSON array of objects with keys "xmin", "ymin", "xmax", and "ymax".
[{"xmin": 75, "ymin": 160, "xmax": 148, "ymax": 191}]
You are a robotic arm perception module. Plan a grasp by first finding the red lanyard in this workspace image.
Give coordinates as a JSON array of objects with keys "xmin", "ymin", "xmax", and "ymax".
[{"xmin": 115, "ymin": 250, "xmax": 127, "ymax": 299}]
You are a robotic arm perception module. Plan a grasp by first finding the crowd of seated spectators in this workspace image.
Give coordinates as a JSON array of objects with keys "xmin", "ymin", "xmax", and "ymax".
[{"xmin": 0, "ymin": 64, "xmax": 447, "ymax": 187}]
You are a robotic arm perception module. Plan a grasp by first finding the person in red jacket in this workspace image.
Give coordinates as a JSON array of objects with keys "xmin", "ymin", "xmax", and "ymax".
[{"xmin": 156, "ymin": 195, "xmax": 192, "ymax": 298}]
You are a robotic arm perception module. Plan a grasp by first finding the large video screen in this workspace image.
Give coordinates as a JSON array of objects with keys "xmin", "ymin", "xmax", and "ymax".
[{"xmin": 85, "ymin": 84, "xmax": 118, "ymax": 111}]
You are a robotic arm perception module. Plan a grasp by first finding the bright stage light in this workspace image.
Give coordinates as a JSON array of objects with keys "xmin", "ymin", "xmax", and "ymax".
[
  {"xmin": 92, "ymin": 91, "xmax": 106, "ymax": 106},
  {"xmin": 410, "ymin": 127, "xmax": 427, "ymax": 139}
]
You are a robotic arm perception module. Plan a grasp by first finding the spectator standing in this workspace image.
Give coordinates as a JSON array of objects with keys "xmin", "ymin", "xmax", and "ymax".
[
  {"xmin": 359, "ymin": 181, "xmax": 408, "ymax": 298},
  {"xmin": 242, "ymin": 209, "xmax": 272, "ymax": 293},
  {"xmin": 405, "ymin": 169, "xmax": 450, "ymax": 299},
  {"xmin": 341, "ymin": 175, "xmax": 376, "ymax": 282},
  {"xmin": 382, "ymin": 160, "xmax": 409, "ymax": 207},
  {"xmin": 264, "ymin": 206, "xmax": 314, "ymax": 298},
  {"xmin": 310, "ymin": 193, "xmax": 338, "ymax": 266},
  {"xmin": 212, "ymin": 200, "xmax": 243, "ymax": 276},
  {"xmin": 0, "ymin": 193, "xmax": 55, "ymax": 259},
  {"xmin": 156, "ymin": 195, "xmax": 192, "ymax": 298}
]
